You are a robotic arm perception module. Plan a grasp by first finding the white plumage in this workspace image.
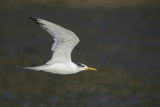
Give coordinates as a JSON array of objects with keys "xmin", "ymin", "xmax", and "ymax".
[{"xmin": 24, "ymin": 17, "xmax": 96, "ymax": 74}]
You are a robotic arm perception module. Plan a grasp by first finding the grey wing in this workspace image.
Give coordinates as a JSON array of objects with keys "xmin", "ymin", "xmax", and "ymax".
[{"xmin": 29, "ymin": 17, "xmax": 79, "ymax": 64}]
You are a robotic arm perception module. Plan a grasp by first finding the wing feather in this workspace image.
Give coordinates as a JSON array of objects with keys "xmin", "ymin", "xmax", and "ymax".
[{"xmin": 29, "ymin": 17, "xmax": 79, "ymax": 64}]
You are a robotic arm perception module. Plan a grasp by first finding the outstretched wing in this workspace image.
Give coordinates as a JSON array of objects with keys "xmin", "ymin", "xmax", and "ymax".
[{"xmin": 29, "ymin": 17, "xmax": 79, "ymax": 64}]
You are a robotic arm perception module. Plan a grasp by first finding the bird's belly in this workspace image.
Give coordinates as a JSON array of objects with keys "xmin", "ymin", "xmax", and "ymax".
[{"xmin": 46, "ymin": 64, "xmax": 76, "ymax": 74}]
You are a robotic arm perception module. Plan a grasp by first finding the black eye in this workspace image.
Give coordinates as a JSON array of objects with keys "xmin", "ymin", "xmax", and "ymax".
[
  {"xmin": 81, "ymin": 65, "xmax": 85, "ymax": 67},
  {"xmin": 77, "ymin": 63, "xmax": 85, "ymax": 67}
]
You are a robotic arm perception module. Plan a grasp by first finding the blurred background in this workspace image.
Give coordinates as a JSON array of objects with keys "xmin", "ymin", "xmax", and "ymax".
[{"xmin": 0, "ymin": 0, "xmax": 160, "ymax": 107}]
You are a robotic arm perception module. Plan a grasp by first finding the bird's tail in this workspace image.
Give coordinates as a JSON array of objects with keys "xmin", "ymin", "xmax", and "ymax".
[
  {"xmin": 23, "ymin": 67, "xmax": 41, "ymax": 71},
  {"xmin": 17, "ymin": 65, "xmax": 48, "ymax": 72},
  {"xmin": 17, "ymin": 66, "xmax": 44, "ymax": 71}
]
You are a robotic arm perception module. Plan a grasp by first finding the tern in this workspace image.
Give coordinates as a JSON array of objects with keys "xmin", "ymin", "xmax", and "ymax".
[{"xmin": 24, "ymin": 17, "xmax": 96, "ymax": 74}]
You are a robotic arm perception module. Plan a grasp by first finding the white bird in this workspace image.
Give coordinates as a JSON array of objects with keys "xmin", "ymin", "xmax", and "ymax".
[{"xmin": 24, "ymin": 17, "xmax": 96, "ymax": 74}]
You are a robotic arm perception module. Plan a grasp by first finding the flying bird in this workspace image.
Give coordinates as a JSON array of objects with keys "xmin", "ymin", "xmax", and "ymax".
[{"xmin": 24, "ymin": 17, "xmax": 96, "ymax": 74}]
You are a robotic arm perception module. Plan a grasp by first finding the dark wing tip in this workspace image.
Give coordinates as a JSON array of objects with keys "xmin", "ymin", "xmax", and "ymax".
[{"xmin": 28, "ymin": 16, "xmax": 39, "ymax": 24}]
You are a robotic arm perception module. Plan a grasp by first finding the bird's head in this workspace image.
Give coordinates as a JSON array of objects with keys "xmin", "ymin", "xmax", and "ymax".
[{"xmin": 76, "ymin": 63, "xmax": 97, "ymax": 72}]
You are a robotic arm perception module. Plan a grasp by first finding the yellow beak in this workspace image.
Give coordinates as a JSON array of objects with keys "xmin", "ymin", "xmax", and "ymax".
[{"xmin": 86, "ymin": 67, "xmax": 97, "ymax": 71}]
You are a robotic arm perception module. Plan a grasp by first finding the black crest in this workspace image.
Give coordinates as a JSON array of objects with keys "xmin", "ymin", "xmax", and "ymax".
[{"xmin": 77, "ymin": 63, "xmax": 85, "ymax": 67}]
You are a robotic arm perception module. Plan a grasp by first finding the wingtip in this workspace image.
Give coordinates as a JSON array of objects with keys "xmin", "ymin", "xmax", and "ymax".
[{"xmin": 28, "ymin": 16, "xmax": 39, "ymax": 24}]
